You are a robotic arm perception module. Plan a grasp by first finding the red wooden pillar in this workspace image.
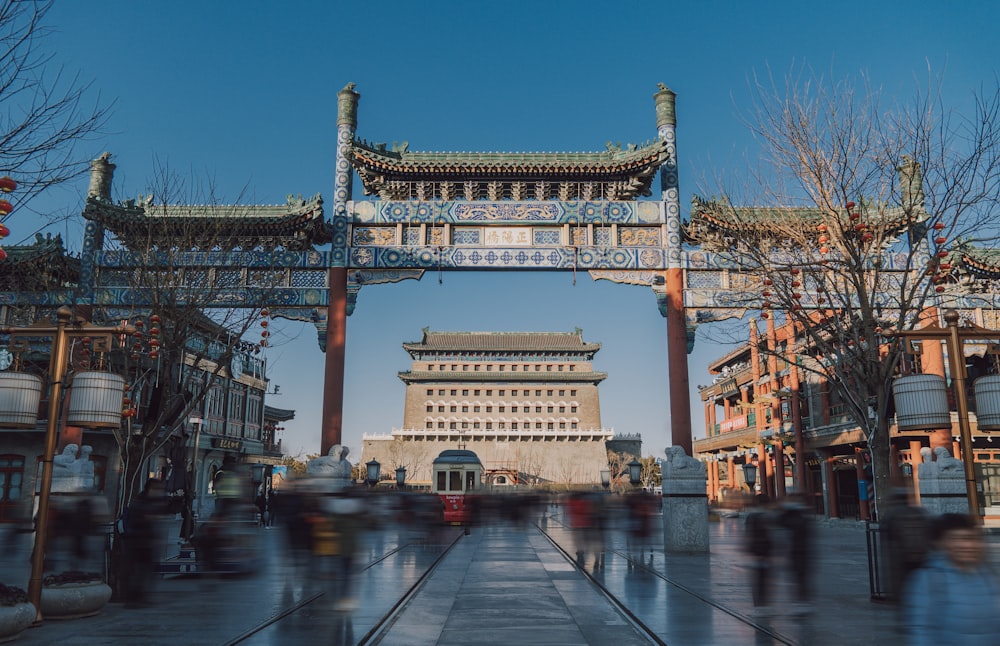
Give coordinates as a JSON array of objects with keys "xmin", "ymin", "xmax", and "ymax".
[
  {"xmin": 665, "ymin": 267, "xmax": 692, "ymax": 455},
  {"xmin": 909, "ymin": 440, "xmax": 923, "ymax": 504},
  {"xmin": 823, "ymin": 450, "xmax": 839, "ymax": 517},
  {"xmin": 321, "ymin": 266, "xmax": 348, "ymax": 454},
  {"xmin": 774, "ymin": 441, "xmax": 786, "ymax": 498}
]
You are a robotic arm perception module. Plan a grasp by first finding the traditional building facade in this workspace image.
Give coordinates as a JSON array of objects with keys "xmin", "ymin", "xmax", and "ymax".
[
  {"xmin": 694, "ymin": 307, "xmax": 1000, "ymax": 520},
  {"xmin": 361, "ymin": 329, "xmax": 640, "ymax": 487}
]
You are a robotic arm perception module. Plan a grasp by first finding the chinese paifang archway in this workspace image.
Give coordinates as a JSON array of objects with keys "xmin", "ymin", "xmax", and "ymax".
[{"xmin": 3, "ymin": 84, "xmax": 1000, "ymax": 456}]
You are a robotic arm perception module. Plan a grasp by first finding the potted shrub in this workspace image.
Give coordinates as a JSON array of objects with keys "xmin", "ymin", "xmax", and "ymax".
[
  {"xmin": 0, "ymin": 584, "xmax": 35, "ymax": 643},
  {"xmin": 39, "ymin": 571, "xmax": 111, "ymax": 620}
]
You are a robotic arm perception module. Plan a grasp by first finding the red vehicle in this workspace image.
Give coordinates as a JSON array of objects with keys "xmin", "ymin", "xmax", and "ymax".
[{"xmin": 431, "ymin": 449, "xmax": 483, "ymax": 525}]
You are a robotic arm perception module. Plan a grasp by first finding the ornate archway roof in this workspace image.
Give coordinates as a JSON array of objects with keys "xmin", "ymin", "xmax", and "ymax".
[
  {"xmin": 0, "ymin": 233, "xmax": 80, "ymax": 290},
  {"xmin": 83, "ymin": 194, "xmax": 330, "ymax": 251},
  {"xmin": 954, "ymin": 246, "xmax": 1000, "ymax": 278},
  {"xmin": 685, "ymin": 195, "xmax": 922, "ymax": 248},
  {"xmin": 348, "ymin": 139, "xmax": 671, "ymax": 201}
]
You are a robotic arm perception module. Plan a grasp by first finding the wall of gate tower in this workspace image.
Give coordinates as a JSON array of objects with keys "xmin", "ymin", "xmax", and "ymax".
[{"xmin": 360, "ymin": 330, "xmax": 625, "ymax": 486}]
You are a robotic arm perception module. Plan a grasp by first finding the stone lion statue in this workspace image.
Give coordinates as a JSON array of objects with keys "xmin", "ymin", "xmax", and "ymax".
[{"xmin": 306, "ymin": 444, "xmax": 352, "ymax": 479}]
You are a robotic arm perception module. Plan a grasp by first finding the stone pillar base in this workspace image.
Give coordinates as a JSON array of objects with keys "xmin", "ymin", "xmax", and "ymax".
[{"xmin": 661, "ymin": 446, "xmax": 709, "ymax": 553}]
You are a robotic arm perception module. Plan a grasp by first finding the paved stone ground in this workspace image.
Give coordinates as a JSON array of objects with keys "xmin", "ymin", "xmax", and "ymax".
[{"xmin": 3, "ymin": 506, "xmax": 998, "ymax": 645}]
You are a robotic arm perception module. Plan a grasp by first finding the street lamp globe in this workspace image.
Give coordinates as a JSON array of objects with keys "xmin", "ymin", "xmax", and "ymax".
[
  {"xmin": 627, "ymin": 458, "xmax": 642, "ymax": 486},
  {"xmin": 395, "ymin": 465, "xmax": 407, "ymax": 489},
  {"xmin": 366, "ymin": 459, "xmax": 381, "ymax": 486},
  {"xmin": 600, "ymin": 469, "xmax": 611, "ymax": 489}
]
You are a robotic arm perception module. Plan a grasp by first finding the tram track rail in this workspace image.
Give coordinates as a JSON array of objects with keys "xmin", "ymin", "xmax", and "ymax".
[
  {"xmin": 536, "ymin": 520, "xmax": 798, "ymax": 646},
  {"xmin": 221, "ymin": 531, "xmax": 465, "ymax": 646}
]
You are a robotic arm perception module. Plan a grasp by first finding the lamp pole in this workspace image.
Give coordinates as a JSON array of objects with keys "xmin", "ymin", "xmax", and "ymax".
[
  {"xmin": 189, "ymin": 416, "xmax": 203, "ymax": 519},
  {"xmin": 890, "ymin": 309, "xmax": 984, "ymax": 519},
  {"xmin": 1, "ymin": 306, "xmax": 133, "ymax": 622}
]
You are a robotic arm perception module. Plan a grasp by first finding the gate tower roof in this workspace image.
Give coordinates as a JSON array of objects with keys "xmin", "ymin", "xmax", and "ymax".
[
  {"xmin": 402, "ymin": 329, "xmax": 601, "ymax": 354},
  {"xmin": 348, "ymin": 138, "xmax": 671, "ymax": 201},
  {"xmin": 82, "ymin": 194, "xmax": 330, "ymax": 251}
]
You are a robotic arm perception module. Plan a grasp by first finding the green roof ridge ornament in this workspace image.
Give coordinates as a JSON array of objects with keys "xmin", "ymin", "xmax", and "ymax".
[
  {"xmin": 654, "ymin": 83, "xmax": 677, "ymax": 129},
  {"xmin": 338, "ymin": 82, "xmax": 360, "ymax": 128}
]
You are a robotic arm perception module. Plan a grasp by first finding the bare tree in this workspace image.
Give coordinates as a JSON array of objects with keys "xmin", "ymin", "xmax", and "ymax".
[
  {"xmin": 692, "ymin": 66, "xmax": 1000, "ymax": 515},
  {"xmin": 688, "ymin": 69, "xmax": 1000, "ymax": 516},
  {"xmin": 92, "ymin": 163, "xmax": 290, "ymax": 518},
  {"xmin": 384, "ymin": 436, "xmax": 430, "ymax": 483},
  {"xmin": 0, "ymin": 1, "xmax": 110, "ymax": 215}
]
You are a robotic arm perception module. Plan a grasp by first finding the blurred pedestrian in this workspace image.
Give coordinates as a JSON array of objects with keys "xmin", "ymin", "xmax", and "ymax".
[
  {"xmin": 121, "ymin": 479, "xmax": 164, "ymax": 607},
  {"xmin": 744, "ymin": 495, "xmax": 773, "ymax": 612},
  {"xmin": 776, "ymin": 493, "xmax": 814, "ymax": 614},
  {"xmin": 903, "ymin": 513, "xmax": 1000, "ymax": 645},
  {"xmin": 882, "ymin": 488, "xmax": 929, "ymax": 606}
]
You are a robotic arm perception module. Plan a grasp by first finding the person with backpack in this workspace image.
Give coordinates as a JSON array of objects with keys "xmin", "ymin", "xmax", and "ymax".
[{"xmin": 903, "ymin": 513, "xmax": 1000, "ymax": 645}]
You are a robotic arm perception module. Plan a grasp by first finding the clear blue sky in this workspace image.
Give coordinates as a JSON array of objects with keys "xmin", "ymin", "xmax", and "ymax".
[{"xmin": 24, "ymin": 1, "xmax": 999, "ymax": 460}]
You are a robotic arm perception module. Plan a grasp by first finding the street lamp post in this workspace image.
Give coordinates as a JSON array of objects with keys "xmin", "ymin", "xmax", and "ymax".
[
  {"xmin": 395, "ymin": 466, "xmax": 407, "ymax": 490},
  {"xmin": 1, "ymin": 306, "xmax": 133, "ymax": 621},
  {"xmin": 189, "ymin": 416, "xmax": 203, "ymax": 519}
]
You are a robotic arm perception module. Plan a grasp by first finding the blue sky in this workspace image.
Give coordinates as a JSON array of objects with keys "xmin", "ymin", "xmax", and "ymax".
[{"xmin": 23, "ymin": 1, "xmax": 999, "ymax": 459}]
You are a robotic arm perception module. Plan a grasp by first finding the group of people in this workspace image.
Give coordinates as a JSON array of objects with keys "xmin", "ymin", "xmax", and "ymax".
[{"xmin": 744, "ymin": 494, "xmax": 814, "ymax": 615}]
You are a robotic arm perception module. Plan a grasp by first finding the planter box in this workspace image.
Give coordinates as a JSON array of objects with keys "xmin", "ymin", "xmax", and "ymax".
[
  {"xmin": 0, "ymin": 603, "xmax": 35, "ymax": 643},
  {"xmin": 40, "ymin": 583, "xmax": 111, "ymax": 620}
]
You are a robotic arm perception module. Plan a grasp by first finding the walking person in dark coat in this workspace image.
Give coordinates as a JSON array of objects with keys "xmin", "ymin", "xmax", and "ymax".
[
  {"xmin": 121, "ymin": 479, "xmax": 164, "ymax": 607},
  {"xmin": 745, "ymin": 495, "xmax": 773, "ymax": 613},
  {"xmin": 776, "ymin": 493, "xmax": 814, "ymax": 614}
]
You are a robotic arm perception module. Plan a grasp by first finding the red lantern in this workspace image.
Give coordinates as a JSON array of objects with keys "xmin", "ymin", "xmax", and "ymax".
[
  {"xmin": 792, "ymin": 293, "xmax": 802, "ymax": 299},
  {"xmin": 817, "ymin": 223, "xmax": 828, "ymax": 233},
  {"xmin": 791, "ymin": 280, "xmax": 801, "ymax": 288},
  {"xmin": 762, "ymin": 301, "xmax": 771, "ymax": 309},
  {"xmin": 761, "ymin": 312, "xmax": 769, "ymax": 319},
  {"xmin": 818, "ymin": 234, "xmax": 829, "ymax": 244},
  {"xmin": 939, "ymin": 263, "xmax": 952, "ymax": 270},
  {"xmin": 763, "ymin": 278, "xmax": 773, "ymax": 286},
  {"xmin": 853, "ymin": 223, "xmax": 865, "ymax": 232},
  {"xmin": 260, "ymin": 330, "xmax": 270, "ymax": 338},
  {"xmin": 149, "ymin": 327, "xmax": 160, "ymax": 337},
  {"xmin": 820, "ymin": 246, "xmax": 830, "ymax": 254},
  {"xmin": 0, "ymin": 224, "xmax": 9, "ymax": 238},
  {"xmin": 0, "ymin": 177, "xmax": 16, "ymax": 193},
  {"xmin": 260, "ymin": 320, "xmax": 269, "ymax": 328},
  {"xmin": 933, "ymin": 222, "xmax": 945, "ymax": 231},
  {"xmin": 0, "ymin": 248, "xmax": 6, "ymax": 262},
  {"xmin": 789, "ymin": 268, "xmax": 800, "ymax": 275},
  {"xmin": 148, "ymin": 338, "xmax": 160, "ymax": 347},
  {"xmin": 849, "ymin": 212, "xmax": 860, "ymax": 221},
  {"xmin": 149, "ymin": 350, "xmax": 159, "ymax": 359},
  {"xmin": 846, "ymin": 201, "xmax": 856, "ymax": 209},
  {"xmin": 260, "ymin": 308, "xmax": 270, "ymax": 318},
  {"xmin": 935, "ymin": 236, "xmax": 947, "ymax": 245},
  {"xmin": 762, "ymin": 290, "xmax": 771, "ymax": 298},
  {"xmin": 260, "ymin": 339, "xmax": 268, "ymax": 348},
  {"xmin": 937, "ymin": 250, "xmax": 949, "ymax": 258},
  {"xmin": 134, "ymin": 319, "xmax": 144, "ymax": 329},
  {"xmin": 935, "ymin": 285, "xmax": 946, "ymax": 293},
  {"xmin": 861, "ymin": 233, "xmax": 873, "ymax": 243},
  {"xmin": 0, "ymin": 200, "xmax": 12, "ymax": 216},
  {"xmin": 150, "ymin": 314, "xmax": 160, "ymax": 323}
]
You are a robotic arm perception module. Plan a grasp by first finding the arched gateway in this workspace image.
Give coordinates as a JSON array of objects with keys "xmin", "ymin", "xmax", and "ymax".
[
  {"xmin": 50, "ymin": 83, "xmax": 698, "ymax": 457},
  {"xmin": 4, "ymin": 83, "xmax": 999, "ymax": 469}
]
